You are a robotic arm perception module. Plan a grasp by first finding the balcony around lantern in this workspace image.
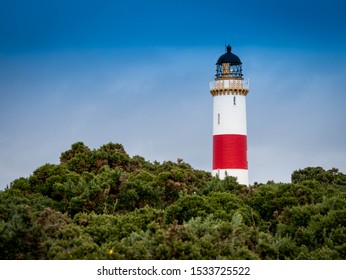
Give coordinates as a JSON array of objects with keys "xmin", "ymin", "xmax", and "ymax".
[{"xmin": 209, "ymin": 79, "xmax": 249, "ymax": 91}]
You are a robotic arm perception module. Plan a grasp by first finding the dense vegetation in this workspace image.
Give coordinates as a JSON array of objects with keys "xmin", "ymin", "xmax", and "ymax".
[{"xmin": 1, "ymin": 142, "xmax": 345, "ymax": 259}]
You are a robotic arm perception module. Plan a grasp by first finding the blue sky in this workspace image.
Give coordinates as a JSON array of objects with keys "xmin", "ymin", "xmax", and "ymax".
[{"xmin": 1, "ymin": 0, "xmax": 346, "ymax": 188}]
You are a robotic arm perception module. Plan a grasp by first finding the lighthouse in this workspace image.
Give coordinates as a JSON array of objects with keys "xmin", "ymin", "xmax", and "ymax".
[{"xmin": 210, "ymin": 45, "xmax": 249, "ymax": 185}]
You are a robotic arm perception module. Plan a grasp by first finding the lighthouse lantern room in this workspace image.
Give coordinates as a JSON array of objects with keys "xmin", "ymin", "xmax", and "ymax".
[{"xmin": 210, "ymin": 45, "xmax": 249, "ymax": 185}]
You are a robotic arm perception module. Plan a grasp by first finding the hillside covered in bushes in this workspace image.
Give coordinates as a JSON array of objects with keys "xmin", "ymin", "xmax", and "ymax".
[{"xmin": 1, "ymin": 142, "xmax": 345, "ymax": 259}]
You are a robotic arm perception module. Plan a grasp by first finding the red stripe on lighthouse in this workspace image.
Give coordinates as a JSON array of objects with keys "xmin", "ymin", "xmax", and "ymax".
[{"xmin": 213, "ymin": 134, "xmax": 248, "ymax": 170}]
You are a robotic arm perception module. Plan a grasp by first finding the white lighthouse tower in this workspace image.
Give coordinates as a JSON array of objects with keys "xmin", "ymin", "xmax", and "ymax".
[{"xmin": 210, "ymin": 45, "xmax": 249, "ymax": 185}]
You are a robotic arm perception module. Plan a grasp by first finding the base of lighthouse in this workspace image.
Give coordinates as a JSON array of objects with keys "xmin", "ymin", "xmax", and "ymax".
[{"xmin": 212, "ymin": 169, "xmax": 249, "ymax": 185}]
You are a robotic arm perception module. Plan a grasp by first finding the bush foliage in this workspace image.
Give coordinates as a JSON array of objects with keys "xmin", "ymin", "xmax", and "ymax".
[{"xmin": 1, "ymin": 142, "xmax": 345, "ymax": 259}]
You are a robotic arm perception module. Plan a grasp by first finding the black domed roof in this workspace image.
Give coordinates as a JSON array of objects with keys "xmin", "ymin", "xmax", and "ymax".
[{"xmin": 216, "ymin": 45, "xmax": 242, "ymax": 66}]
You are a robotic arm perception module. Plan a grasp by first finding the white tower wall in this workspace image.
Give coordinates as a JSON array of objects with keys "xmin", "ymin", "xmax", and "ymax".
[{"xmin": 213, "ymin": 94, "xmax": 247, "ymax": 135}]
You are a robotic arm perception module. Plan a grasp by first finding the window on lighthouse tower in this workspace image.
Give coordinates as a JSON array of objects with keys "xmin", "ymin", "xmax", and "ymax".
[{"xmin": 233, "ymin": 96, "xmax": 236, "ymax": 105}]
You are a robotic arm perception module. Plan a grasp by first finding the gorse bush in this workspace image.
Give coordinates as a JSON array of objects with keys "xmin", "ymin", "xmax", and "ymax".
[{"xmin": 1, "ymin": 142, "xmax": 345, "ymax": 259}]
